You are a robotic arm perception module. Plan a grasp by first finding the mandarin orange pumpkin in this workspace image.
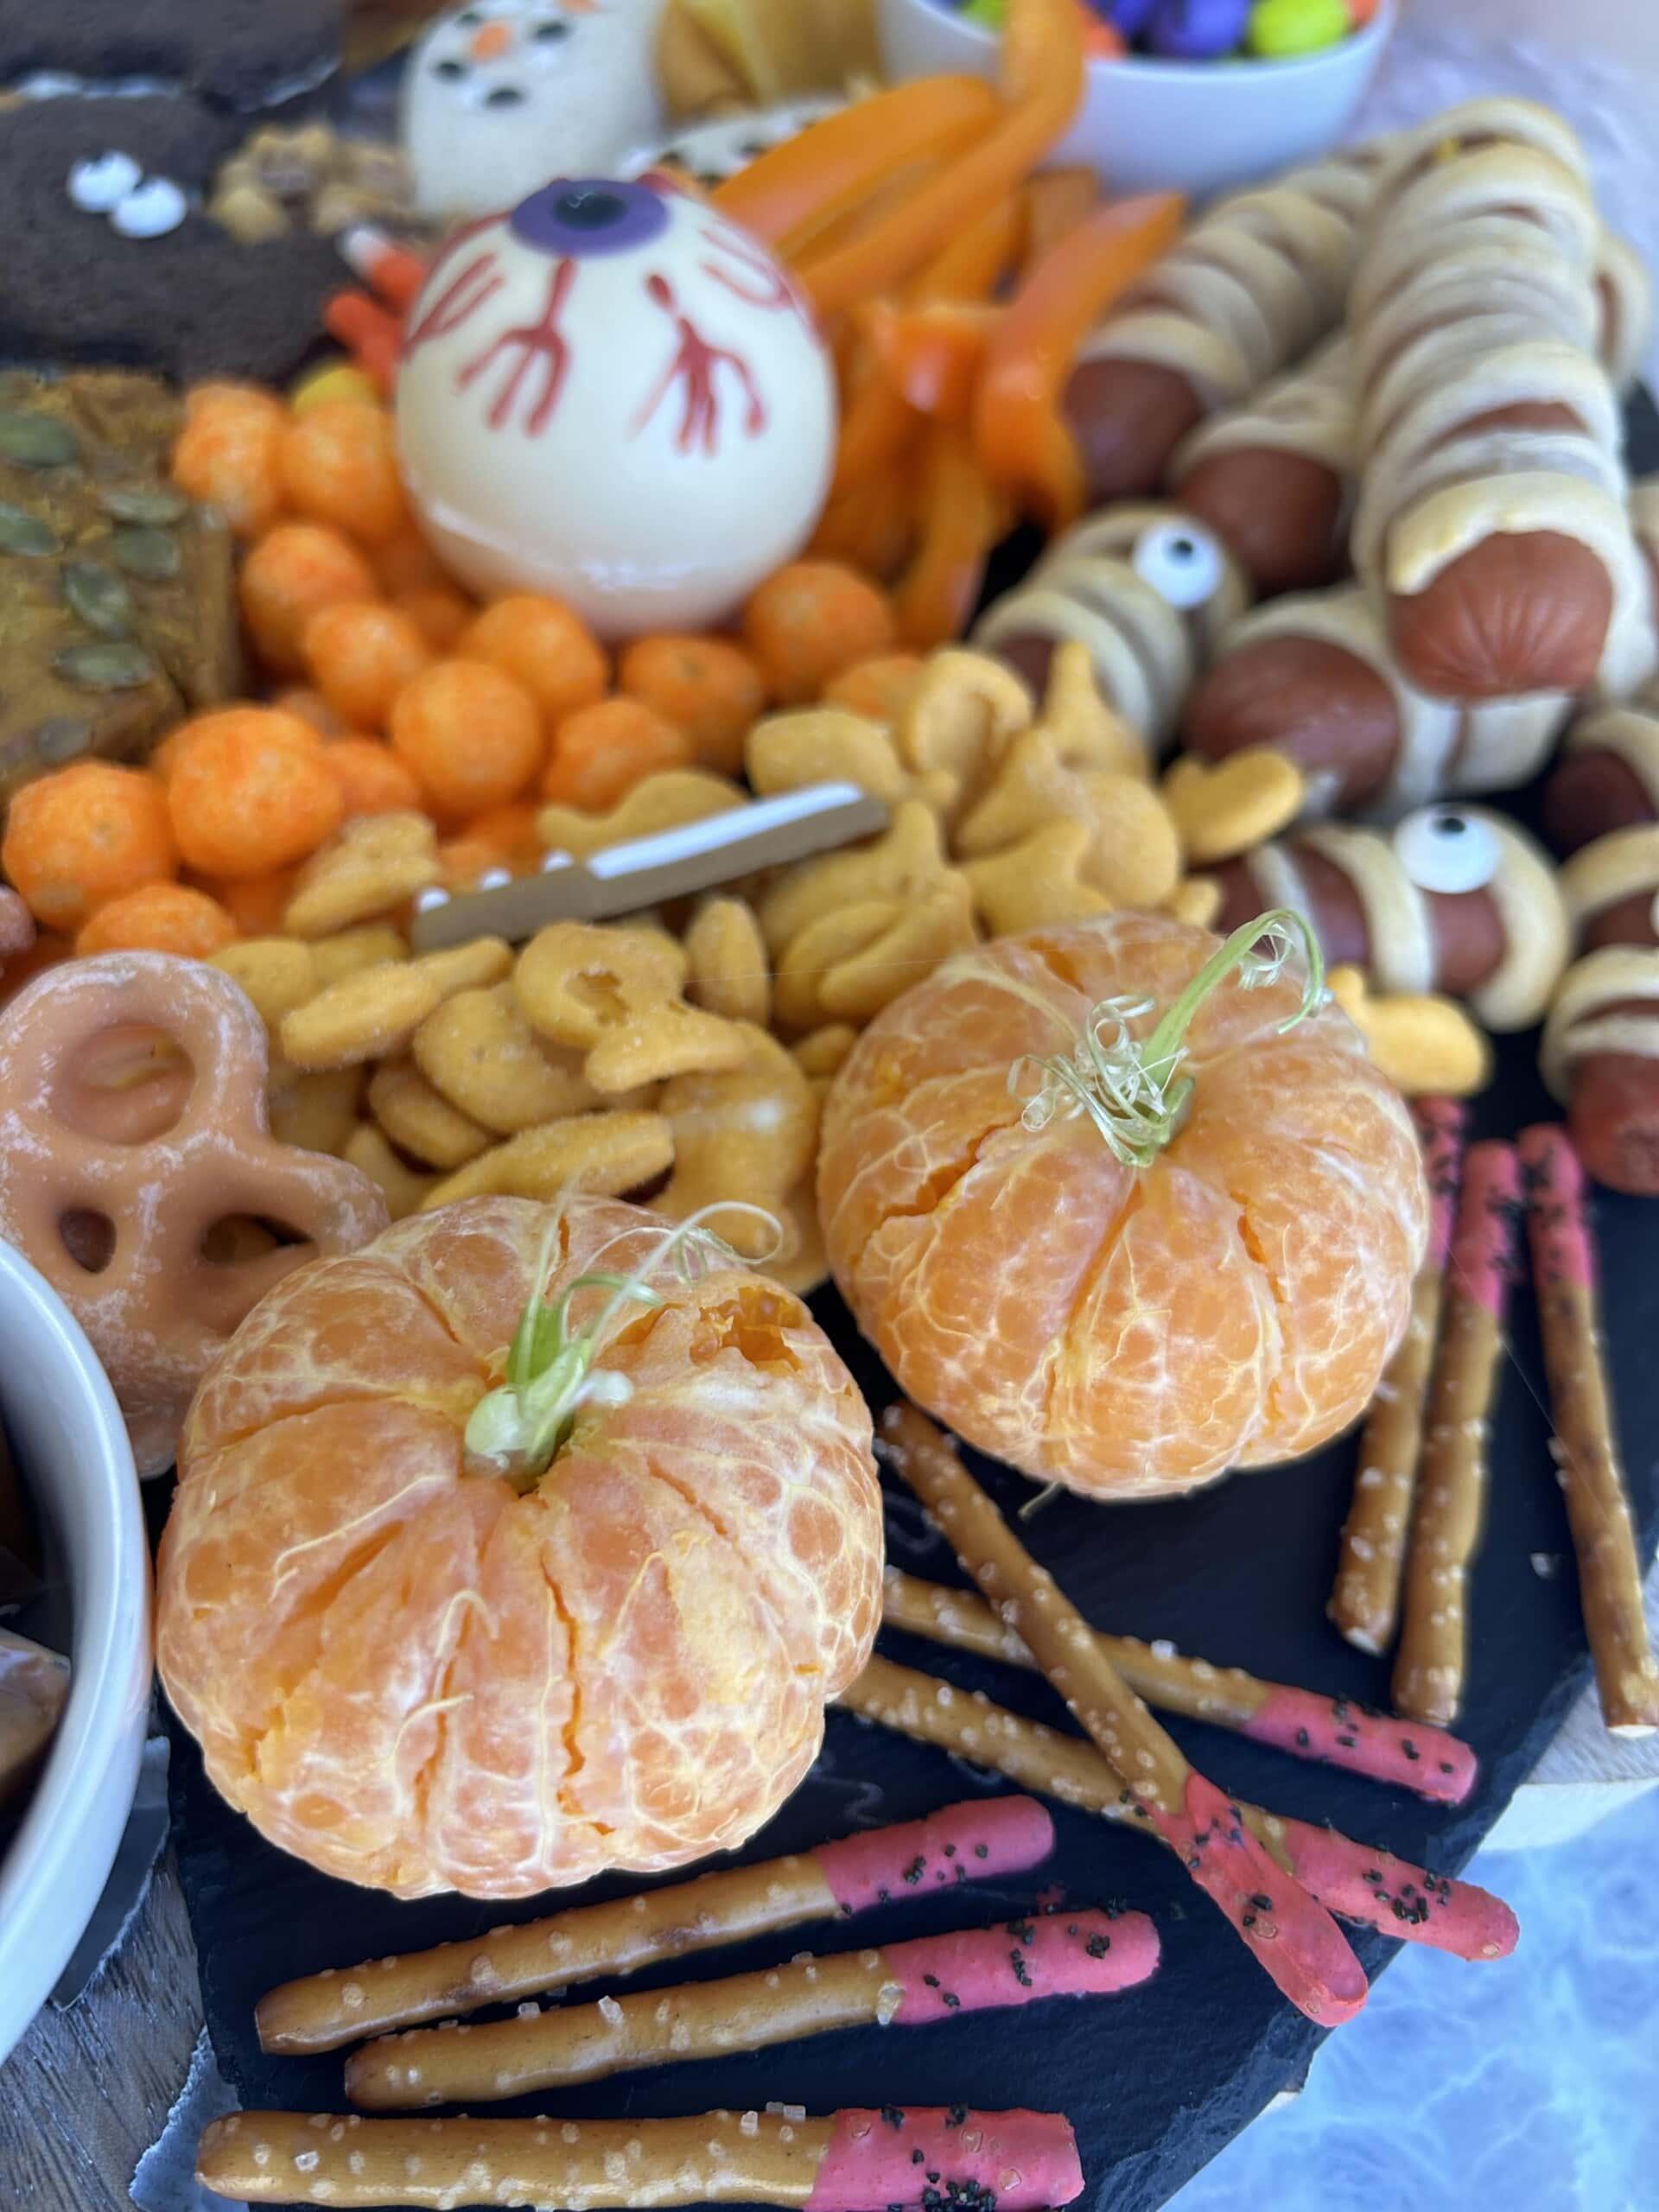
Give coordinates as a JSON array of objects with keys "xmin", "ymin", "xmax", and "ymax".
[
  {"xmin": 156, "ymin": 1195, "xmax": 882, "ymax": 1898},
  {"xmin": 819, "ymin": 911, "xmax": 1427, "ymax": 1501}
]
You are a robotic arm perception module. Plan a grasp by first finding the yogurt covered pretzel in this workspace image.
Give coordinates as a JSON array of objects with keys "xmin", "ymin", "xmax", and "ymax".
[{"xmin": 0, "ymin": 955, "xmax": 385, "ymax": 1475}]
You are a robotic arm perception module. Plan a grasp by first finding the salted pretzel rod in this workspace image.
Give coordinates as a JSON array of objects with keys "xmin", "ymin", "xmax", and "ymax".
[
  {"xmin": 1392, "ymin": 1141, "xmax": 1522, "ymax": 1727},
  {"xmin": 839, "ymin": 1656, "xmax": 1516, "ymax": 1962},
  {"xmin": 196, "ymin": 2104, "xmax": 1084, "ymax": 2210},
  {"xmin": 346, "ymin": 1907, "xmax": 1156, "ymax": 2109},
  {"xmin": 884, "ymin": 1568, "xmax": 1476, "ymax": 1804},
  {"xmin": 1330, "ymin": 1099, "xmax": 1468, "ymax": 1656},
  {"xmin": 880, "ymin": 1404, "xmax": 1366, "ymax": 2025},
  {"xmin": 1519, "ymin": 1125, "xmax": 1659, "ymax": 1737},
  {"xmin": 256, "ymin": 1796, "xmax": 1052, "ymax": 2056}
]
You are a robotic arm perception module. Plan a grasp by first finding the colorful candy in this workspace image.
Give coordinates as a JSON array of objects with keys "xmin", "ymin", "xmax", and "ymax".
[
  {"xmin": 1147, "ymin": 0, "xmax": 1250, "ymax": 58},
  {"xmin": 1247, "ymin": 0, "xmax": 1351, "ymax": 56}
]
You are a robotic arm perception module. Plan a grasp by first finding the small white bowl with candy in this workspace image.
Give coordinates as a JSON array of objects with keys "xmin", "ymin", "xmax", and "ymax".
[{"xmin": 878, "ymin": 0, "xmax": 1395, "ymax": 198}]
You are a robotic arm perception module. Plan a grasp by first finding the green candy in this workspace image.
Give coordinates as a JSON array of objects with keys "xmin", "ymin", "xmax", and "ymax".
[
  {"xmin": 960, "ymin": 0, "xmax": 1006, "ymax": 24},
  {"xmin": 1248, "ymin": 0, "xmax": 1349, "ymax": 56}
]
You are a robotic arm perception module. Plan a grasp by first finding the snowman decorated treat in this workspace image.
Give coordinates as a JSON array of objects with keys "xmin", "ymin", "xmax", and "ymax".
[
  {"xmin": 402, "ymin": 0, "xmax": 666, "ymax": 221},
  {"xmin": 395, "ymin": 175, "xmax": 837, "ymax": 634}
]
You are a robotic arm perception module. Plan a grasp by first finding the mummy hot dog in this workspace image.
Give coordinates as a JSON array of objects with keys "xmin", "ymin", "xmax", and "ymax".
[
  {"xmin": 1206, "ymin": 808, "xmax": 1572, "ymax": 1032},
  {"xmin": 1061, "ymin": 143, "xmax": 1390, "ymax": 506},
  {"xmin": 1540, "ymin": 694, "xmax": 1659, "ymax": 1192},
  {"xmin": 972, "ymin": 506, "xmax": 1249, "ymax": 762},
  {"xmin": 1348, "ymin": 99, "xmax": 1657, "ymax": 702},
  {"xmin": 1183, "ymin": 587, "xmax": 1573, "ymax": 817}
]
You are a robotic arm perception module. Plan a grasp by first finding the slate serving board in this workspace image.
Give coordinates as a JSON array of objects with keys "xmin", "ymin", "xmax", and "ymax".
[{"xmin": 165, "ymin": 404, "xmax": 1659, "ymax": 2212}]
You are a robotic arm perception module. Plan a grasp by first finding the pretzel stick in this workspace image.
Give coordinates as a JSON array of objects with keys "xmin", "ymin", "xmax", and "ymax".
[
  {"xmin": 1331, "ymin": 1099, "xmax": 1467, "ymax": 1656},
  {"xmin": 1519, "ymin": 1124, "xmax": 1659, "ymax": 1738},
  {"xmin": 839, "ymin": 1656, "xmax": 1517, "ymax": 1961},
  {"xmin": 880, "ymin": 1405, "xmax": 1367, "ymax": 2026},
  {"xmin": 1393, "ymin": 1141, "xmax": 1522, "ymax": 1726},
  {"xmin": 883, "ymin": 1568, "xmax": 1477, "ymax": 1804},
  {"xmin": 196, "ymin": 2105, "xmax": 1084, "ymax": 2209},
  {"xmin": 347, "ymin": 1908, "xmax": 1156, "ymax": 2109},
  {"xmin": 256, "ymin": 1796, "xmax": 1052, "ymax": 2056}
]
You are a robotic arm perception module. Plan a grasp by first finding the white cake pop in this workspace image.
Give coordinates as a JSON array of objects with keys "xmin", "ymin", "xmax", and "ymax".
[{"xmin": 394, "ymin": 175, "xmax": 837, "ymax": 637}]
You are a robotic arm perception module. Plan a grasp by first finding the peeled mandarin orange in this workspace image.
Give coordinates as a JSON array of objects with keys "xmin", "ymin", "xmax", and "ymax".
[
  {"xmin": 819, "ymin": 912, "xmax": 1428, "ymax": 1501},
  {"xmin": 156, "ymin": 1195, "xmax": 882, "ymax": 1898}
]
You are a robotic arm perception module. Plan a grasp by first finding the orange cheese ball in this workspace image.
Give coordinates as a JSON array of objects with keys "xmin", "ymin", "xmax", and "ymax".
[
  {"xmin": 388, "ymin": 658, "xmax": 544, "ymax": 820},
  {"xmin": 167, "ymin": 707, "xmax": 346, "ymax": 878},
  {"xmin": 372, "ymin": 525, "xmax": 453, "ymax": 598},
  {"xmin": 279, "ymin": 400, "xmax": 409, "ymax": 547},
  {"xmin": 542, "ymin": 698, "xmax": 692, "ymax": 810},
  {"xmin": 396, "ymin": 586, "xmax": 476, "ymax": 654},
  {"xmin": 461, "ymin": 800, "xmax": 542, "ymax": 868},
  {"xmin": 462, "ymin": 595, "xmax": 609, "ymax": 730},
  {"xmin": 2, "ymin": 760, "xmax": 178, "ymax": 933},
  {"xmin": 742, "ymin": 561, "xmax": 897, "ymax": 704},
  {"xmin": 301, "ymin": 601, "xmax": 433, "ymax": 732},
  {"xmin": 617, "ymin": 635, "xmax": 766, "ymax": 777},
  {"xmin": 200, "ymin": 868, "xmax": 300, "ymax": 937},
  {"xmin": 269, "ymin": 686, "xmax": 347, "ymax": 737},
  {"xmin": 76, "ymin": 882, "xmax": 238, "ymax": 959},
  {"xmin": 324, "ymin": 737, "xmax": 424, "ymax": 818},
  {"xmin": 172, "ymin": 383, "xmax": 289, "ymax": 538},
  {"xmin": 239, "ymin": 523, "xmax": 378, "ymax": 675}
]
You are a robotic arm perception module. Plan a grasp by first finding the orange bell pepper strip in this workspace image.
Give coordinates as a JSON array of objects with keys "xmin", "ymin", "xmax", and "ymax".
[
  {"xmin": 972, "ymin": 190, "xmax": 1186, "ymax": 531},
  {"xmin": 893, "ymin": 422, "xmax": 1005, "ymax": 650},
  {"xmin": 811, "ymin": 466, "xmax": 918, "ymax": 582},
  {"xmin": 712, "ymin": 76, "xmax": 1001, "ymax": 249},
  {"xmin": 858, "ymin": 301, "xmax": 999, "ymax": 426},
  {"xmin": 795, "ymin": 0, "xmax": 1086, "ymax": 316},
  {"xmin": 1018, "ymin": 166, "xmax": 1102, "ymax": 276},
  {"xmin": 911, "ymin": 192, "xmax": 1023, "ymax": 305},
  {"xmin": 830, "ymin": 337, "xmax": 921, "ymax": 500}
]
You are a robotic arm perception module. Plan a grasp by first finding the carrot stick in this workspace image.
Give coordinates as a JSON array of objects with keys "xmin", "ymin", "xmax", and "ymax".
[
  {"xmin": 859, "ymin": 301, "xmax": 998, "ymax": 425},
  {"xmin": 893, "ymin": 423, "xmax": 1004, "ymax": 649},
  {"xmin": 912, "ymin": 193, "xmax": 1024, "ymax": 305},
  {"xmin": 1018, "ymin": 166, "xmax": 1102, "ymax": 275}
]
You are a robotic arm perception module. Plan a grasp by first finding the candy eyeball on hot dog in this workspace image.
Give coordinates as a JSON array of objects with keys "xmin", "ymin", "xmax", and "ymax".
[
  {"xmin": 1132, "ymin": 518, "xmax": 1229, "ymax": 609},
  {"xmin": 1393, "ymin": 806, "xmax": 1503, "ymax": 896}
]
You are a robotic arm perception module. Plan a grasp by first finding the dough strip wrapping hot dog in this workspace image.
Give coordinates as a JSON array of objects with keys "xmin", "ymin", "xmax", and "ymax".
[
  {"xmin": 1393, "ymin": 1141, "xmax": 1522, "ymax": 1728},
  {"xmin": 1330, "ymin": 1100, "xmax": 1468, "ymax": 1657},
  {"xmin": 196, "ymin": 2104, "xmax": 1084, "ymax": 2210},
  {"xmin": 1518, "ymin": 1125, "xmax": 1659, "ymax": 1737},
  {"xmin": 878, "ymin": 1406, "xmax": 1368, "ymax": 2026},
  {"xmin": 346, "ymin": 1907, "xmax": 1157, "ymax": 2108},
  {"xmin": 255, "ymin": 1796, "xmax": 1054, "ymax": 2054},
  {"xmin": 882, "ymin": 1568, "xmax": 1476, "ymax": 1803},
  {"xmin": 837, "ymin": 1656, "xmax": 1516, "ymax": 1965}
]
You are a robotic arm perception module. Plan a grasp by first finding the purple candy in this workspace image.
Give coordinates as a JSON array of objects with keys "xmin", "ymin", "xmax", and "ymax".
[
  {"xmin": 1146, "ymin": 0, "xmax": 1249, "ymax": 56},
  {"xmin": 1089, "ymin": 0, "xmax": 1158, "ymax": 34}
]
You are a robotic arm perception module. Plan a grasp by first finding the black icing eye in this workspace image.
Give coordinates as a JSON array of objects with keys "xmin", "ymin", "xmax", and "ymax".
[
  {"xmin": 433, "ymin": 56, "xmax": 467, "ymax": 78},
  {"xmin": 486, "ymin": 84, "xmax": 526, "ymax": 105},
  {"xmin": 533, "ymin": 19, "xmax": 571, "ymax": 37}
]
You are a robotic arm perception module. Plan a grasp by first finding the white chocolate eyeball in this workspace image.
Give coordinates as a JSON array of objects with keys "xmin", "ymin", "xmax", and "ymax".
[
  {"xmin": 395, "ymin": 178, "xmax": 836, "ymax": 639},
  {"xmin": 1393, "ymin": 806, "xmax": 1503, "ymax": 895},
  {"xmin": 110, "ymin": 176, "xmax": 188, "ymax": 239},
  {"xmin": 1132, "ymin": 519, "xmax": 1226, "ymax": 610},
  {"xmin": 67, "ymin": 150, "xmax": 141, "ymax": 213}
]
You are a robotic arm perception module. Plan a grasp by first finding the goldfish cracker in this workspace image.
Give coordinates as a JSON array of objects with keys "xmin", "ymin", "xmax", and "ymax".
[
  {"xmin": 238, "ymin": 523, "xmax": 378, "ymax": 675},
  {"xmin": 302, "ymin": 602, "xmax": 432, "ymax": 732},
  {"xmin": 2, "ymin": 761, "xmax": 177, "ymax": 932},
  {"xmin": 271, "ymin": 687, "xmax": 347, "ymax": 738},
  {"xmin": 542, "ymin": 698, "xmax": 693, "ymax": 810},
  {"xmin": 395, "ymin": 586, "xmax": 474, "ymax": 654},
  {"xmin": 747, "ymin": 708, "xmax": 914, "ymax": 808},
  {"xmin": 167, "ymin": 706, "xmax": 346, "ymax": 878},
  {"xmin": 742, "ymin": 562, "xmax": 897, "ymax": 704},
  {"xmin": 774, "ymin": 874, "xmax": 978, "ymax": 1028},
  {"xmin": 535, "ymin": 769, "xmax": 745, "ymax": 861},
  {"xmin": 758, "ymin": 798, "xmax": 952, "ymax": 953},
  {"xmin": 822, "ymin": 654, "xmax": 927, "ymax": 724},
  {"xmin": 515, "ymin": 918, "xmax": 748, "ymax": 1091},
  {"xmin": 279, "ymin": 938, "xmax": 510, "ymax": 1070},
  {"xmin": 462, "ymin": 596, "xmax": 609, "ymax": 729},
  {"xmin": 617, "ymin": 635, "xmax": 766, "ymax": 777},
  {"xmin": 655, "ymin": 1025, "xmax": 818, "ymax": 1257},
  {"xmin": 323, "ymin": 738, "xmax": 424, "ymax": 821},
  {"xmin": 171, "ymin": 383, "xmax": 287, "ymax": 539},
  {"xmin": 791, "ymin": 1022, "xmax": 859, "ymax": 1087},
  {"xmin": 74, "ymin": 882, "xmax": 238, "ymax": 959},
  {"xmin": 959, "ymin": 818, "xmax": 1113, "ymax": 935},
  {"xmin": 367, "ymin": 1058, "xmax": 493, "ymax": 1170},
  {"xmin": 411, "ymin": 982, "xmax": 601, "ymax": 1134},
  {"xmin": 279, "ymin": 400, "xmax": 408, "ymax": 546},
  {"xmin": 893, "ymin": 650, "xmax": 1033, "ymax": 820},
  {"xmin": 282, "ymin": 812, "xmax": 441, "ymax": 938},
  {"xmin": 211, "ymin": 938, "xmax": 319, "ymax": 1031},
  {"xmin": 266, "ymin": 1061, "xmax": 364, "ymax": 1157},
  {"xmin": 308, "ymin": 924, "xmax": 409, "ymax": 988},
  {"xmin": 342, "ymin": 1122, "xmax": 436, "ymax": 1220},
  {"xmin": 417, "ymin": 1111, "xmax": 676, "ymax": 1210},
  {"xmin": 1163, "ymin": 877, "xmax": 1223, "ymax": 931},
  {"xmin": 683, "ymin": 895, "xmax": 771, "ymax": 1027},
  {"xmin": 389, "ymin": 659, "xmax": 545, "ymax": 819}
]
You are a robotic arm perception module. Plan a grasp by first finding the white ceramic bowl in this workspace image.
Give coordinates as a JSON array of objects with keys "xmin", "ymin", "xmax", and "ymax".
[
  {"xmin": 877, "ymin": 0, "xmax": 1396, "ymax": 199},
  {"xmin": 0, "ymin": 1241, "xmax": 149, "ymax": 2068}
]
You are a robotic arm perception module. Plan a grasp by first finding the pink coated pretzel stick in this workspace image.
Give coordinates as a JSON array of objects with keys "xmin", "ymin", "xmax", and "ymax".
[
  {"xmin": 346, "ymin": 1908, "xmax": 1156, "ymax": 2109},
  {"xmin": 883, "ymin": 1568, "xmax": 1476, "ymax": 1805},
  {"xmin": 839, "ymin": 1657, "xmax": 1517, "ymax": 1963},
  {"xmin": 1519, "ymin": 1126, "xmax": 1659, "ymax": 1738},
  {"xmin": 1393, "ymin": 1141, "xmax": 1522, "ymax": 1727},
  {"xmin": 256, "ymin": 1797, "xmax": 1054, "ymax": 2056},
  {"xmin": 1331, "ymin": 1099, "xmax": 1469, "ymax": 1656},
  {"xmin": 880, "ymin": 1405, "xmax": 1367, "ymax": 2027},
  {"xmin": 196, "ymin": 2105, "xmax": 1084, "ymax": 2209}
]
